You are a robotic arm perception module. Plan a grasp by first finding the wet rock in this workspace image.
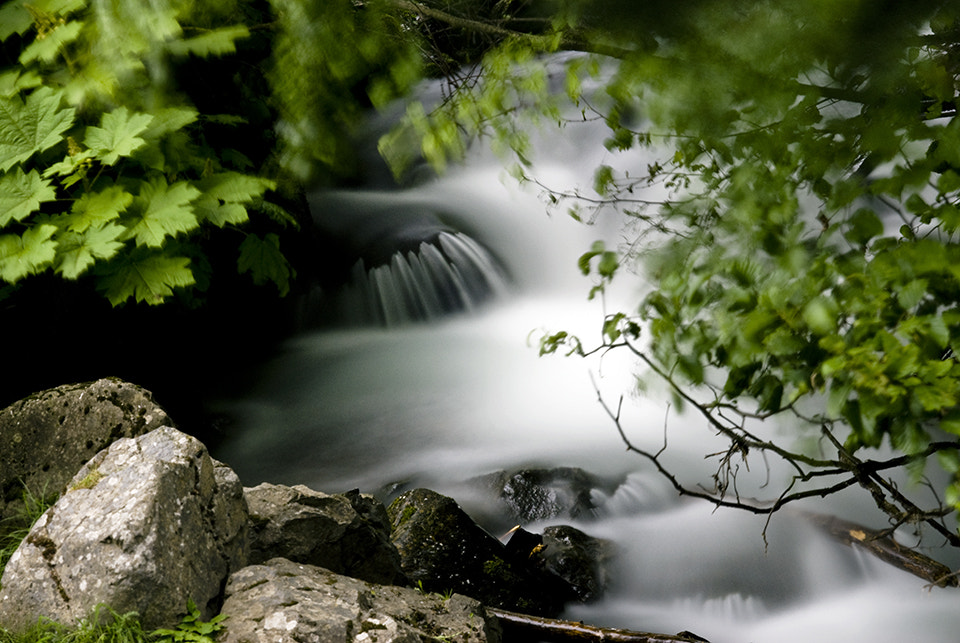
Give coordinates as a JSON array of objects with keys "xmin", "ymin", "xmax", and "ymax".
[
  {"xmin": 0, "ymin": 426, "xmax": 247, "ymax": 631},
  {"xmin": 219, "ymin": 557, "xmax": 501, "ymax": 643},
  {"xmin": 502, "ymin": 525, "xmax": 612, "ymax": 603},
  {"xmin": 541, "ymin": 525, "xmax": 613, "ymax": 602},
  {"xmin": 0, "ymin": 378, "xmax": 171, "ymax": 523},
  {"xmin": 477, "ymin": 467, "xmax": 608, "ymax": 523},
  {"xmin": 387, "ymin": 488, "xmax": 573, "ymax": 617},
  {"xmin": 245, "ymin": 482, "xmax": 405, "ymax": 585}
]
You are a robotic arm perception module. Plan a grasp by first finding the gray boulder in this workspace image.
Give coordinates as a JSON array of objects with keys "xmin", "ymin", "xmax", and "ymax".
[
  {"xmin": 219, "ymin": 557, "xmax": 501, "ymax": 643},
  {"xmin": 0, "ymin": 426, "xmax": 247, "ymax": 631},
  {"xmin": 0, "ymin": 378, "xmax": 171, "ymax": 523},
  {"xmin": 245, "ymin": 483, "xmax": 405, "ymax": 585},
  {"xmin": 388, "ymin": 488, "xmax": 573, "ymax": 617}
]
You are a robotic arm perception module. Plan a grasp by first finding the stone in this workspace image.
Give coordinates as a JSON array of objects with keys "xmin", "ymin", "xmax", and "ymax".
[
  {"xmin": 476, "ymin": 467, "xmax": 609, "ymax": 524},
  {"xmin": 245, "ymin": 483, "xmax": 405, "ymax": 585},
  {"xmin": 219, "ymin": 557, "xmax": 501, "ymax": 643},
  {"xmin": 540, "ymin": 525, "xmax": 613, "ymax": 602},
  {"xmin": 0, "ymin": 426, "xmax": 247, "ymax": 631},
  {"xmin": 387, "ymin": 488, "xmax": 573, "ymax": 617},
  {"xmin": 0, "ymin": 378, "xmax": 171, "ymax": 523}
]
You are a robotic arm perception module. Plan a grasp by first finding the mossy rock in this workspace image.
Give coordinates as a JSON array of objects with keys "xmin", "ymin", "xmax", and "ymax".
[
  {"xmin": 387, "ymin": 488, "xmax": 573, "ymax": 616},
  {"xmin": 0, "ymin": 378, "xmax": 171, "ymax": 524}
]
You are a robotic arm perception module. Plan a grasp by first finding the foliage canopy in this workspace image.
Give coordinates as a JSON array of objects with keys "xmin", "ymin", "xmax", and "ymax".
[
  {"xmin": 0, "ymin": 0, "xmax": 422, "ymax": 305},
  {"xmin": 383, "ymin": 0, "xmax": 960, "ymax": 552}
]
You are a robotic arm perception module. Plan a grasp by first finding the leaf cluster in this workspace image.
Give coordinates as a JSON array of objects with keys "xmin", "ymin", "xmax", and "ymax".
[
  {"xmin": 151, "ymin": 599, "xmax": 225, "ymax": 643},
  {"xmin": 0, "ymin": 0, "xmax": 305, "ymax": 305},
  {"xmin": 618, "ymin": 1, "xmax": 960, "ymax": 511}
]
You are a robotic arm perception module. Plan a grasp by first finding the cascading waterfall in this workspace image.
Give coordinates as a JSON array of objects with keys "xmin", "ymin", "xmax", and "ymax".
[
  {"xmin": 210, "ymin": 64, "xmax": 960, "ymax": 643},
  {"xmin": 333, "ymin": 231, "xmax": 510, "ymax": 326}
]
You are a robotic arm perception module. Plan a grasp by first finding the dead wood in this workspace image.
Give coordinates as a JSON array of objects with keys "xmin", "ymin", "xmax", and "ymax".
[
  {"xmin": 803, "ymin": 511, "xmax": 959, "ymax": 587},
  {"xmin": 488, "ymin": 607, "xmax": 710, "ymax": 643}
]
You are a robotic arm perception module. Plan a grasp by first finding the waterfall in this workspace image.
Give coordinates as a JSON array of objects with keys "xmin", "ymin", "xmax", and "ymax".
[
  {"xmin": 330, "ymin": 231, "xmax": 510, "ymax": 326},
  {"xmin": 210, "ymin": 62, "xmax": 960, "ymax": 643}
]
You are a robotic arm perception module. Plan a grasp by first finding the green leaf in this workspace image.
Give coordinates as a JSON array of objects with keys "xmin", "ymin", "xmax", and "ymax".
[
  {"xmin": 193, "ymin": 197, "xmax": 248, "ymax": 228},
  {"xmin": 55, "ymin": 223, "xmax": 124, "ymax": 279},
  {"xmin": 803, "ymin": 296, "xmax": 838, "ymax": 335},
  {"xmin": 166, "ymin": 25, "xmax": 250, "ymax": 57},
  {"xmin": 140, "ymin": 107, "xmax": 198, "ymax": 140},
  {"xmin": 579, "ymin": 240, "xmax": 606, "ymax": 275},
  {"xmin": 65, "ymin": 185, "xmax": 133, "ymax": 232},
  {"xmin": 0, "ymin": 2, "xmax": 33, "ymax": 40},
  {"xmin": 0, "ymin": 86, "xmax": 75, "ymax": 171},
  {"xmin": 97, "ymin": 251, "xmax": 195, "ymax": 305},
  {"xmin": 85, "ymin": 107, "xmax": 155, "ymax": 165},
  {"xmin": 593, "ymin": 164, "xmax": 615, "ymax": 196},
  {"xmin": 237, "ymin": 233, "xmax": 293, "ymax": 296},
  {"xmin": 123, "ymin": 177, "xmax": 200, "ymax": 247},
  {"xmin": 19, "ymin": 20, "xmax": 83, "ymax": 64},
  {"xmin": 0, "ymin": 224, "xmax": 57, "ymax": 283},
  {"xmin": 192, "ymin": 173, "xmax": 276, "ymax": 228},
  {"xmin": 0, "ymin": 69, "xmax": 43, "ymax": 98},
  {"xmin": 195, "ymin": 172, "xmax": 275, "ymax": 203},
  {"xmin": 844, "ymin": 208, "xmax": 883, "ymax": 246},
  {"xmin": 0, "ymin": 168, "xmax": 57, "ymax": 228}
]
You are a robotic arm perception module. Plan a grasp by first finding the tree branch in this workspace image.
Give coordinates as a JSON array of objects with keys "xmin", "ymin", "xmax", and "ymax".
[{"xmin": 383, "ymin": 0, "xmax": 637, "ymax": 59}]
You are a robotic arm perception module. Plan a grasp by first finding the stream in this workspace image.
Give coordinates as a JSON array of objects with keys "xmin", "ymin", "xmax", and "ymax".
[{"xmin": 210, "ymin": 73, "xmax": 960, "ymax": 643}]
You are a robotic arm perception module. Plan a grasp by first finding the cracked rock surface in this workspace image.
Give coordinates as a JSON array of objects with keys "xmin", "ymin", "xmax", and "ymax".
[
  {"xmin": 0, "ymin": 426, "xmax": 247, "ymax": 631},
  {"xmin": 219, "ymin": 557, "xmax": 501, "ymax": 643}
]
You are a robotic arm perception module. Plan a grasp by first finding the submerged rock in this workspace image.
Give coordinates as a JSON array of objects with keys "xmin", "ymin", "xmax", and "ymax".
[
  {"xmin": 0, "ymin": 378, "xmax": 171, "ymax": 523},
  {"xmin": 476, "ymin": 467, "xmax": 609, "ymax": 524},
  {"xmin": 219, "ymin": 557, "xmax": 501, "ymax": 643},
  {"xmin": 245, "ymin": 482, "xmax": 405, "ymax": 585},
  {"xmin": 387, "ymin": 488, "xmax": 573, "ymax": 617},
  {"xmin": 0, "ymin": 426, "xmax": 247, "ymax": 631}
]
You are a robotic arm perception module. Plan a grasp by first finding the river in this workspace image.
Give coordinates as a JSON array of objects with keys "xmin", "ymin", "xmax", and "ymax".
[{"xmin": 210, "ymin": 71, "xmax": 960, "ymax": 643}]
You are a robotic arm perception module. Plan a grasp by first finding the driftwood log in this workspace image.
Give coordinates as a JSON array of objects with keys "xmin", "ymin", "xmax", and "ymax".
[
  {"xmin": 488, "ymin": 607, "xmax": 710, "ymax": 643},
  {"xmin": 803, "ymin": 512, "xmax": 959, "ymax": 587}
]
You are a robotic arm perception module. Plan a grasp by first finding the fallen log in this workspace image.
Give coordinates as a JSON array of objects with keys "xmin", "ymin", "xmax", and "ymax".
[
  {"xmin": 488, "ymin": 607, "xmax": 710, "ymax": 643},
  {"xmin": 803, "ymin": 512, "xmax": 959, "ymax": 587}
]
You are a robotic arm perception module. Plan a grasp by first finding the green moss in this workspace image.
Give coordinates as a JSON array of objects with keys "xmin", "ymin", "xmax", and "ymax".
[
  {"xmin": 69, "ymin": 468, "xmax": 103, "ymax": 492},
  {"xmin": 482, "ymin": 557, "xmax": 504, "ymax": 575}
]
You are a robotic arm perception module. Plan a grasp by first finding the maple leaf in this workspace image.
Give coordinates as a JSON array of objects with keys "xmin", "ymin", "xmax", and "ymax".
[
  {"xmin": 0, "ymin": 224, "xmax": 57, "ymax": 283},
  {"xmin": 85, "ymin": 106, "xmax": 155, "ymax": 165},
  {"xmin": 0, "ymin": 167, "xmax": 57, "ymax": 228},
  {"xmin": 55, "ymin": 222, "xmax": 124, "ymax": 279},
  {"xmin": 0, "ymin": 86, "xmax": 75, "ymax": 171},
  {"xmin": 193, "ymin": 196, "xmax": 249, "ymax": 227},
  {"xmin": 166, "ymin": 25, "xmax": 250, "ymax": 57},
  {"xmin": 64, "ymin": 185, "xmax": 133, "ymax": 232},
  {"xmin": 238, "ymin": 232, "xmax": 294, "ymax": 296},
  {"xmin": 97, "ymin": 250, "xmax": 195, "ymax": 306},
  {"xmin": 19, "ymin": 20, "xmax": 83, "ymax": 65},
  {"xmin": 123, "ymin": 176, "xmax": 200, "ymax": 247},
  {"xmin": 140, "ymin": 107, "xmax": 198, "ymax": 140},
  {"xmin": 193, "ymin": 172, "xmax": 275, "ymax": 227},
  {"xmin": 195, "ymin": 172, "xmax": 275, "ymax": 203}
]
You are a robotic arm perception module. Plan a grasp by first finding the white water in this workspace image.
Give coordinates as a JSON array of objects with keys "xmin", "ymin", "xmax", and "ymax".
[{"xmin": 212, "ymin": 83, "xmax": 960, "ymax": 642}]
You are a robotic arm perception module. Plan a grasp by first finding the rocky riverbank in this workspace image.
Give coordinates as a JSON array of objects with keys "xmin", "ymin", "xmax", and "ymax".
[{"xmin": 0, "ymin": 378, "xmax": 650, "ymax": 642}]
